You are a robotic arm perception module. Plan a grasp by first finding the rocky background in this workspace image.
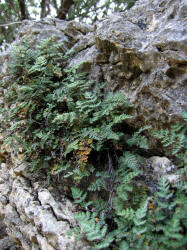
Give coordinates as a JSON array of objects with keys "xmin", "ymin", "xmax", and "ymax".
[
  {"xmin": 0, "ymin": 0, "xmax": 186, "ymax": 249},
  {"xmin": 0, "ymin": 214, "xmax": 19, "ymax": 250}
]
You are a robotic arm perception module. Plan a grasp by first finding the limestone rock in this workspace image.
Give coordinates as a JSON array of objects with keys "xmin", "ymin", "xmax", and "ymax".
[
  {"xmin": 138, "ymin": 156, "xmax": 181, "ymax": 194},
  {"xmin": 61, "ymin": 0, "xmax": 187, "ymax": 147},
  {"xmin": 0, "ymin": 162, "xmax": 91, "ymax": 250},
  {"xmin": 148, "ymin": 156, "xmax": 180, "ymax": 183},
  {"xmin": 0, "ymin": 215, "xmax": 19, "ymax": 250},
  {"xmin": 95, "ymin": 0, "xmax": 187, "ymax": 131}
]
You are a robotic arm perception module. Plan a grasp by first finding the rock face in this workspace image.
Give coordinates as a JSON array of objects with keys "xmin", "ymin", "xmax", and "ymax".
[
  {"xmin": 0, "ymin": 215, "xmax": 19, "ymax": 250},
  {"xmin": 95, "ymin": 0, "xmax": 187, "ymax": 130},
  {"xmin": 0, "ymin": 162, "xmax": 90, "ymax": 250},
  {"xmin": 0, "ymin": 0, "xmax": 186, "ymax": 249}
]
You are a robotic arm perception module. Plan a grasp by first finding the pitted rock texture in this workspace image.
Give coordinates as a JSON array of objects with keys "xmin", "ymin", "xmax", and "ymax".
[
  {"xmin": 0, "ymin": 215, "xmax": 19, "ymax": 250},
  {"xmin": 95, "ymin": 0, "xmax": 187, "ymax": 130},
  {"xmin": 0, "ymin": 156, "xmax": 180, "ymax": 249},
  {"xmin": 0, "ymin": 163, "xmax": 90, "ymax": 250}
]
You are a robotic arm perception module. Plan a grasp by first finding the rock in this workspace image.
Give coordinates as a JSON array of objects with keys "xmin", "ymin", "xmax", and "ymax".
[
  {"xmin": 142, "ymin": 156, "xmax": 181, "ymax": 187},
  {"xmin": 62, "ymin": 0, "xmax": 187, "ymax": 151},
  {"xmin": 138, "ymin": 156, "xmax": 181, "ymax": 194},
  {"xmin": 0, "ymin": 160, "xmax": 91, "ymax": 250},
  {"xmin": 150, "ymin": 156, "xmax": 175, "ymax": 174},
  {"xmin": 13, "ymin": 164, "xmax": 27, "ymax": 176},
  {"xmin": 165, "ymin": 173, "xmax": 181, "ymax": 183},
  {"xmin": 0, "ymin": 237, "xmax": 18, "ymax": 250},
  {"xmin": 94, "ymin": 0, "xmax": 187, "ymax": 132},
  {"xmin": 0, "ymin": 215, "xmax": 20, "ymax": 250}
]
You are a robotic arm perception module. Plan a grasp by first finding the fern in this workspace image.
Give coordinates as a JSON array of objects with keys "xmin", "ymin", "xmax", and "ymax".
[
  {"xmin": 118, "ymin": 151, "xmax": 138, "ymax": 170},
  {"xmin": 75, "ymin": 211, "xmax": 107, "ymax": 241},
  {"xmin": 64, "ymin": 139, "xmax": 79, "ymax": 157},
  {"xmin": 116, "ymin": 207, "xmax": 135, "ymax": 219},
  {"xmin": 154, "ymin": 177, "xmax": 175, "ymax": 226},
  {"xmin": 88, "ymin": 179, "xmax": 106, "ymax": 192},
  {"xmin": 127, "ymin": 125, "xmax": 151, "ymax": 149},
  {"xmin": 118, "ymin": 240, "xmax": 129, "ymax": 250},
  {"xmin": 133, "ymin": 199, "xmax": 148, "ymax": 235},
  {"xmin": 94, "ymin": 231, "xmax": 116, "ymax": 249},
  {"xmin": 152, "ymin": 114, "xmax": 187, "ymax": 168},
  {"xmin": 162, "ymin": 213, "xmax": 183, "ymax": 247},
  {"xmin": 71, "ymin": 187, "xmax": 87, "ymax": 204}
]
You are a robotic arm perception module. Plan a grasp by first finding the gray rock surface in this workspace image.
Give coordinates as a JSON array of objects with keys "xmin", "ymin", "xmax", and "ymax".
[
  {"xmin": 0, "ymin": 214, "xmax": 19, "ymax": 250},
  {"xmin": 0, "ymin": 163, "xmax": 90, "ymax": 250},
  {"xmin": 95, "ymin": 0, "xmax": 187, "ymax": 131},
  {"xmin": 0, "ymin": 0, "xmax": 186, "ymax": 249},
  {"xmin": 146, "ymin": 156, "xmax": 180, "ymax": 186}
]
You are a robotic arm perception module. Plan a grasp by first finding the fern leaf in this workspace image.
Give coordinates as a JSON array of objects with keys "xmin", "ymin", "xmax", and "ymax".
[
  {"xmin": 119, "ymin": 151, "xmax": 138, "ymax": 170},
  {"xmin": 71, "ymin": 187, "xmax": 87, "ymax": 204},
  {"xmin": 64, "ymin": 139, "xmax": 79, "ymax": 157}
]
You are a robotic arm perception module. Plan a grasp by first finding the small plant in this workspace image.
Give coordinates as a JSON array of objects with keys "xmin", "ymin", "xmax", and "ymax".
[{"xmin": 152, "ymin": 112, "xmax": 187, "ymax": 167}]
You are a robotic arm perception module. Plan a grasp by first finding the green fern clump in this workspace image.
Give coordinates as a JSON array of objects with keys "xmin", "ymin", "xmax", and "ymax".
[
  {"xmin": 72, "ymin": 107, "xmax": 187, "ymax": 249},
  {"xmin": 145, "ymin": 177, "xmax": 187, "ymax": 249},
  {"xmin": 127, "ymin": 125, "xmax": 151, "ymax": 150},
  {"xmin": 152, "ymin": 112, "xmax": 187, "ymax": 200},
  {"xmin": 1, "ymin": 37, "xmax": 133, "ymax": 175},
  {"xmin": 75, "ymin": 211, "xmax": 107, "ymax": 242},
  {"xmin": 153, "ymin": 112, "xmax": 187, "ymax": 168}
]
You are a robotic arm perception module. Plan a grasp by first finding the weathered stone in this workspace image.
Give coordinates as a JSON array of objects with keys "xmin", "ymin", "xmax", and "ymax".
[
  {"xmin": 13, "ymin": 164, "xmax": 27, "ymax": 176},
  {"xmin": 0, "ymin": 160, "xmax": 91, "ymax": 249},
  {"xmin": 139, "ymin": 156, "xmax": 181, "ymax": 193},
  {"xmin": 148, "ymin": 156, "xmax": 180, "ymax": 183},
  {"xmin": 0, "ymin": 214, "xmax": 19, "ymax": 250},
  {"xmin": 58, "ymin": 0, "xmax": 187, "ymax": 150},
  {"xmin": 0, "ymin": 237, "xmax": 18, "ymax": 250},
  {"xmin": 94, "ymin": 0, "xmax": 187, "ymax": 132}
]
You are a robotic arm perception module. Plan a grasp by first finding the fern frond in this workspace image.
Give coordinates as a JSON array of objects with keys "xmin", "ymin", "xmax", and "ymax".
[
  {"xmin": 75, "ymin": 211, "xmax": 107, "ymax": 241},
  {"xmin": 71, "ymin": 187, "xmax": 87, "ymax": 204},
  {"xmin": 133, "ymin": 199, "xmax": 148, "ymax": 235},
  {"xmin": 88, "ymin": 178, "xmax": 106, "ymax": 191},
  {"xmin": 119, "ymin": 151, "xmax": 138, "ymax": 170},
  {"xmin": 127, "ymin": 125, "xmax": 151, "ymax": 149},
  {"xmin": 94, "ymin": 231, "xmax": 116, "ymax": 249}
]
